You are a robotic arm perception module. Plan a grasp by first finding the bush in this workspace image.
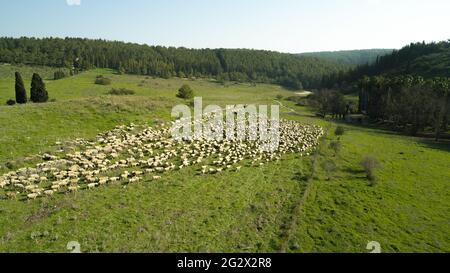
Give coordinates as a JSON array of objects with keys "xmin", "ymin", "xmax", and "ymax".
[
  {"xmin": 360, "ymin": 156, "xmax": 381, "ymax": 184},
  {"xmin": 108, "ymin": 88, "xmax": 135, "ymax": 96},
  {"xmin": 95, "ymin": 76, "xmax": 112, "ymax": 85},
  {"xmin": 276, "ymin": 95, "xmax": 284, "ymax": 100},
  {"xmin": 321, "ymin": 160, "xmax": 336, "ymax": 181},
  {"xmin": 54, "ymin": 71, "xmax": 66, "ymax": 80},
  {"xmin": 335, "ymin": 126, "xmax": 345, "ymax": 136},
  {"xmin": 177, "ymin": 84, "xmax": 194, "ymax": 100},
  {"xmin": 329, "ymin": 141, "xmax": 342, "ymax": 156},
  {"xmin": 6, "ymin": 99, "xmax": 16, "ymax": 106}
]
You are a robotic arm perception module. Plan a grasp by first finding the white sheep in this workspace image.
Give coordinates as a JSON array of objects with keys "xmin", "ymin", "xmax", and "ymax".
[{"xmin": 87, "ymin": 183, "xmax": 98, "ymax": 189}]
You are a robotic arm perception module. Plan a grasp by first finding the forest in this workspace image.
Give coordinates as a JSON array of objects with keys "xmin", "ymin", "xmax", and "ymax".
[
  {"xmin": 324, "ymin": 40, "xmax": 450, "ymax": 88},
  {"xmin": 358, "ymin": 75, "xmax": 449, "ymax": 139},
  {"xmin": 299, "ymin": 49, "xmax": 393, "ymax": 66},
  {"xmin": 0, "ymin": 37, "xmax": 349, "ymax": 89},
  {"xmin": 316, "ymin": 40, "xmax": 450, "ymax": 139}
]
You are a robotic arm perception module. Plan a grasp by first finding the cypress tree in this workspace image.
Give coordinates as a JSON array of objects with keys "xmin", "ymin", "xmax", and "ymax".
[
  {"xmin": 30, "ymin": 73, "xmax": 49, "ymax": 103},
  {"xmin": 15, "ymin": 72, "xmax": 27, "ymax": 104}
]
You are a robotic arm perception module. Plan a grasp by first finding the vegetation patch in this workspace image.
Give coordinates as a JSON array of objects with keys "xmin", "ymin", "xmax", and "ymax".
[
  {"xmin": 108, "ymin": 88, "xmax": 135, "ymax": 96},
  {"xmin": 95, "ymin": 75, "xmax": 112, "ymax": 85}
]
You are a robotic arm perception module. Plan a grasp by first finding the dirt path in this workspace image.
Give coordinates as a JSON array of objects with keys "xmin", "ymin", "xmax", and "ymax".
[{"xmin": 273, "ymin": 100, "xmax": 297, "ymax": 114}]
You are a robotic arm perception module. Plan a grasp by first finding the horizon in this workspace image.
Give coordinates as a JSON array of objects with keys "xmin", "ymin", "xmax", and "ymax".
[{"xmin": 0, "ymin": 0, "xmax": 450, "ymax": 53}]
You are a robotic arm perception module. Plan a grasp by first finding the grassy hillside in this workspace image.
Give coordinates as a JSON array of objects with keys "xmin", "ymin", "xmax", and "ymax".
[
  {"xmin": 299, "ymin": 49, "xmax": 393, "ymax": 65},
  {"xmin": 0, "ymin": 65, "xmax": 449, "ymax": 253}
]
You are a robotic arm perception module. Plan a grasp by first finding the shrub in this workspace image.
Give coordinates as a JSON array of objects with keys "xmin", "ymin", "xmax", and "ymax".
[
  {"xmin": 329, "ymin": 141, "xmax": 342, "ymax": 156},
  {"xmin": 30, "ymin": 73, "xmax": 49, "ymax": 103},
  {"xmin": 335, "ymin": 126, "xmax": 345, "ymax": 136},
  {"xmin": 54, "ymin": 71, "xmax": 66, "ymax": 80},
  {"xmin": 177, "ymin": 84, "xmax": 194, "ymax": 100},
  {"xmin": 360, "ymin": 156, "xmax": 381, "ymax": 184},
  {"xmin": 6, "ymin": 99, "xmax": 16, "ymax": 106},
  {"xmin": 15, "ymin": 72, "xmax": 27, "ymax": 104},
  {"xmin": 321, "ymin": 160, "xmax": 336, "ymax": 181},
  {"xmin": 108, "ymin": 88, "xmax": 135, "ymax": 95},
  {"xmin": 95, "ymin": 76, "xmax": 112, "ymax": 85},
  {"xmin": 276, "ymin": 95, "xmax": 284, "ymax": 100}
]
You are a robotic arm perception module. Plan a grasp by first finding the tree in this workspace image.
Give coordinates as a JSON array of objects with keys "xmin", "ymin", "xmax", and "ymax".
[
  {"xmin": 15, "ymin": 72, "xmax": 27, "ymax": 104},
  {"xmin": 30, "ymin": 73, "xmax": 49, "ymax": 103},
  {"xmin": 431, "ymin": 78, "xmax": 449, "ymax": 141},
  {"xmin": 310, "ymin": 89, "xmax": 348, "ymax": 119},
  {"xmin": 177, "ymin": 84, "xmax": 194, "ymax": 100},
  {"xmin": 335, "ymin": 126, "xmax": 345, "ymax": 136}
]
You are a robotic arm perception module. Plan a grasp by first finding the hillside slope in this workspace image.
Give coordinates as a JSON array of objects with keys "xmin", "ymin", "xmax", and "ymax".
[
  {"xmin": 299, "ymin": 49, "xmax": 393, "ymax": 66},
  {"xmin": 349, "ymin": 40, "xmax": 450, "ymax": 79},
  {"xmin": 0, "ymin": 37, "xmax": 350, "ymax": 89}
]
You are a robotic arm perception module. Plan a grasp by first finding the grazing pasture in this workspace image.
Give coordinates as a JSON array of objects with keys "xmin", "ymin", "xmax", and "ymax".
[{"xmin": 0, "ymin": 65, "xmax": 449, "ymax": 253}]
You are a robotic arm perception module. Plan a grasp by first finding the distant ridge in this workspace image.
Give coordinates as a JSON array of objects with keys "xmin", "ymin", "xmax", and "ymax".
[{"xmin": 298, "ymin": 49, "xmax": 394, "ymax": 66}]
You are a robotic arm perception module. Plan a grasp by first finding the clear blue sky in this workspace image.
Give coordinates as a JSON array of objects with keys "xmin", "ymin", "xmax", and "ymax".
[{"xmin": 1, "ymin": 0, "xmax": 449, "ymax": 53}]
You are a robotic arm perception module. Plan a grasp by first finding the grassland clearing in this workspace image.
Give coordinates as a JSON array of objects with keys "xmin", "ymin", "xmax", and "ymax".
[{"xmin": 0, "ymin": 65, "xmax": 448, "ymax": 252}]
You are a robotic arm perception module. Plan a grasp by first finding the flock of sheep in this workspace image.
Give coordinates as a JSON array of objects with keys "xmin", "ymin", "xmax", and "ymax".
[{"xmin": 0, "ymin": 119, "xmax": 323, "ymax": 201}]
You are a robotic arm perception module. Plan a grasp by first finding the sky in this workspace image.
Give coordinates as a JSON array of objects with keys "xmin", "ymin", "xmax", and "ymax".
[{"xmin": 0, "ymin": 0, "xmax": 449, "ymax": 53}]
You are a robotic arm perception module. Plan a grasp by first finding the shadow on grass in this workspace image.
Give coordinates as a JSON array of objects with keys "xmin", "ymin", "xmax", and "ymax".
[
  {"xmin": 292, "ymin": 172, "xmax": 309, "ymax": 185},
  {"xmin": 321, "ymin": 117, "xmax": 450, "ymax": 153},
  {"xmin": 418, "ymin": 138, "xmax": 450, "ymax": 153},
  {"xmin": 342, "ymin": 166, "xmax": 365, "ymax": 176}
]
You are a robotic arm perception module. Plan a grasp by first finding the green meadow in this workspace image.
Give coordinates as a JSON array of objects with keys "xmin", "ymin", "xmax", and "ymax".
[{"xmin": 0, "ymin": 65, "xmax": 448, "ymax": 253}]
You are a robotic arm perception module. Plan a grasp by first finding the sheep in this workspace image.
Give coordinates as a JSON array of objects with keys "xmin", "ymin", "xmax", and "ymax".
[
  {"xmin": 152, "ymin": 176, "xmax": 161, "ymax": 180},
  {"xmin": 2, "ymin": 119, "xmax": 323, "ymax": 201},
  {"xmin": 25, "ymin": 185, "xmax": 38, "ymax": 192},
  {"xmin": 87, "ymin": 183, "xmax": 98, "ymax": 189},
  {"xmin": 68, "ymin": 186, "xmax": 79, "ymax": 193},
  {"xmin": 98, "ymin": 178, "xmax": 109, "ymax": 186},
  {"xmin": 32, "ymin": 188, "xmax": 43, "ymax": 194},
  {"xmin": 44, "ymin": 190, "xmax": 55, "ymax": 196},
  {"xmin": 129, "ymin": 177, "xmax": 141, "ymax": 183},
  {"xmin": 27, "ymin": 193, "xmax": 40, "ymax": 200},
  {"xmin": 109, "ymin": 177, "xmax": 120, "ymax": 182}
]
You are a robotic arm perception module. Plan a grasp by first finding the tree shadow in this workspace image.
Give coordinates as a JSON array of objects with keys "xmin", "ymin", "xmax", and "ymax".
[
  {"xmin": 342, "ymin": 166, "xmax": 365, "ymax": 175},
  {"xmin": 328, "ymin": 118, "xmax": 450, "ymax": 153},
  {"xmin": 418, "ymin": 138, "xmax": 450, "ymax": 153},
  {"xmin": 292, "ymin": 172, "xmax": 309, "ymax": 185}
]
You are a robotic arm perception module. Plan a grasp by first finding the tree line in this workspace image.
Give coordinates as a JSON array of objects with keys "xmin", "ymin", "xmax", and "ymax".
[
  {"xmin": 358, "ymin": 75, "xmax": 449, "ymax": 140},
  {"xmin": 322, "ymin": 40, "xmax": 450, "ymax": 89},
  {"xmin": 0, "ymin": 37, "xmax": 349, "ymax": 89}
]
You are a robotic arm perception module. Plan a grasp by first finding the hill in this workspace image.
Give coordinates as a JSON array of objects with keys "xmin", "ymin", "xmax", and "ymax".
[
  {"xmin": 0, "ymin": 37, "xmax": 350, "ymax": 89},
  {"xmin": 348, "ymin": 40, "xmax": 450, "ymax": 79},
  {"xmin": 298, "ymin": 49, "xmax": 393, "ymax": 66}
]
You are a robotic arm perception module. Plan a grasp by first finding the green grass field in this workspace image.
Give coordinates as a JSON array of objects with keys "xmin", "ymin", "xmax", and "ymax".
[{"xmin": 0, "ymin": 65, "xmax": 449, "ymax": 253}]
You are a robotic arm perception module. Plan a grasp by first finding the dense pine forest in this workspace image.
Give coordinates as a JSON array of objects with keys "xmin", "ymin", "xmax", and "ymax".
[
  {"xmin": 327, "ymin": 40, "xmax": 450, "ymax": 86},
  {"xmin": 299, "ymin": 49, "xmax": 393, "ymax": 66},
  {"xmin": 317, "ymin": 40, "xmax": 450, "ymax": 138},
  {"xmin": 0, "ymin": 37, "xmax": 349, "ymax": 89}
]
